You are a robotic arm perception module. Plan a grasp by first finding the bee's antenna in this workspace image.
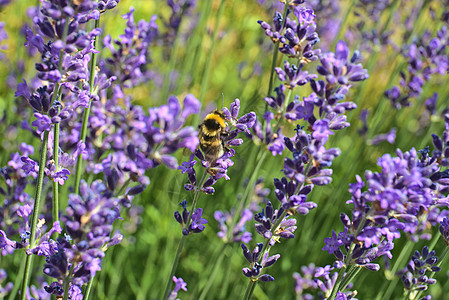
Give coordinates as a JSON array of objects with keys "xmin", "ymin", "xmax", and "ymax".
[{"xmin": 221, "ymin": 93, "xmax": 224, "ymax": 110}]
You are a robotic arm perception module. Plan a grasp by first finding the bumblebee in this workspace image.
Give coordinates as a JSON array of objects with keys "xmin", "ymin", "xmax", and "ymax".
[{"xmin": 198, "ymin": 109, "xmax": 228, "ymax": 163}]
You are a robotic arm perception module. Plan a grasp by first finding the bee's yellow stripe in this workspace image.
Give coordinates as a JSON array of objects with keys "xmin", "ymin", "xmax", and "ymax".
[{"xmin": 205, "ymin": 112, "xmax": 226, "ymax": 129}]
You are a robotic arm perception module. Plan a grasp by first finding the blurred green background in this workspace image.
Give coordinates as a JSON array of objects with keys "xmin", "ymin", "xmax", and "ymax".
[{"xmin": 1, "ymin": 0, "xmax": 449, "ymax": 299}]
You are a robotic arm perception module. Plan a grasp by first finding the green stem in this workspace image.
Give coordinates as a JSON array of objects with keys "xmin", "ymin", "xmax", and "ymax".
[
  {"xmin": 198, "ymin": 0, "xmax": 225, "ymax": 104},
  {"xmin": 340, "ymin": 265, "xmax": 361, "ymax": 292},
  {"xmin": 52, "ymin": 107, "xmax": 60, "ymax": 224},
  {"xmin": 405, "ymin": 289, "xmax": 413, "ymax": 300},
  {"xmin": 328, "ymin": 245, "xmax": 356, "ymax": 300},
  {"xmin": 74, "ymin": 17, "xmax": 101, "ymax": 194},
  {"xmin": 63, "ymin": 263, "xmax": 76, "ymax": 300},
  {"xmin": 51, "ymin": 17, "xmax": 69, "ymax": 224},
  {"xmin": 20, "ymin": 130, "xmax": 50, "ymax": 300},
  {"xmin": 242, "ymin": 279, "xmax": 257, "ymax": 300},
  {"xmin": 162, "ymin": 234, "xmax": 186, "ymax": 300},
  {"xmin": 116, "ymin": 178, "xmax": 132, "ymax": 197},
  {"xmin": 161, "ymin": 171, "xmax": 208, "ymax": 300},
  {"xmin": 85, "ymin": 273, "xmax": 95, "ymax": 300}
]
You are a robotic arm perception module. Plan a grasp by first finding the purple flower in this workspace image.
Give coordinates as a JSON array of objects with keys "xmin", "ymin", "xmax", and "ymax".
[
  {"xmin": 31, "ymin": 113, "xmax": 52, "ymax": 134},
  {"xmin": 0, "ymin": 22, "xmax": 7, "ymax": 60},
  {"xmin": 400, "ymin": 246, "xmax": 440, "ymax": 292},
  {"xmin": 101, "ymin": 7, "xmax": 158, "ymax": 88},
  {"xmin": 241, "ymin": 243, "xmax": 279, "ymax": 281},
  {"xmin": 168, "ymin": 276, "xmax": 187, "ymax": 300},
  {"xmin": 189, "ymin": 208, "xmax": 208, "ymax": 233},
  {"xmin": 322, "ymin": 230, "xmax": 343, "ymax": 255},
  {"xmin": 215, "ymin": 209, "xmax": 253, "ymax": 243},
  {"xmin": 279, "ymin": 7, "xmax": 321, "ymax": 61},
  {"xmin": 385, "ymin": 26, "xmax": 449, "ymax": 109},
  {"xmin": 180, "ymin": 99, "xmax": 255, "ymax": 194},
  {"xmin": 317, "ymin": 40, "xmax": 369, "ymax": 85},
  {"xmin": 439, "ymin": 217, "xmax": 449, "ymax": 245},
  {"xmin": 0, "ymin": 230, "xmax": 16, "ymax": 250},
  {"xmin": 370, "ymin": 128, "xmax": 396, "ymax": 145},
  {"xmin": 174, "ymin": 200, "xmax": 208, "ymax": 235},
  {"xmin": 275, "ymin": 60, "xmax": 317, "ymax": 89}
]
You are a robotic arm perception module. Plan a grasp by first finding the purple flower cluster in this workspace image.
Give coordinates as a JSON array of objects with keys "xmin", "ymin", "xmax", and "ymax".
[
  {"xmin": 58, "ymin": 93, "xmax": 201, "ymax": 193},
  {"xmin": 385, "ymin": 26, "xmax": 449, "ymax": 109},
  {"xmin": 399, "ymin": 246, "xmax": 440, "ymax": 294},
  {"xmin": 254, "ymin": 201, "xmax": 297, "ymax": 245},
  {"xmin": 163, "ymin": 0, "xmax": 197, "ymax": 44},
  {"xmin": 0, "ymin": 144, "xmax": 38, "ymax": 255},
  {"xmin": 369, "ymin": 128, "xmax": 396, "ymax": 145},
  {"xmin": 14, "ymin": 0, "xmax": 118, "ymax": 186},
  {"xmin": 293, "ymin": 263, "xmax": 358, "ymax": 300},
  {"xmin": 253, "ymin": 40, "xmax": 367, "ymax": 157},
  {"xmin": 258, "ymin": 6, "xmax": 320, "ymax": 61},
  {"xmin": 41, "ymin": 180, "xmax": 123, "ymax": 298},
  {"xmin": 241, "ymin": 243, "xmax": 280, "ymax": 282},
  {"xmin": 245, "ymin": 3, "xmax": 369, "ymax": 290},
  {"xmin": 179, "ymin": 99, "xmax": 255, "ymax": 194},
  {"xmin": 174, "ymin": 200, "xmax": 208, "ymax": 236},
  {"xmin": 0, "ymin": 22, "xmax": 7, "ymax": 60},
  {"xmin": 439, "ymin": 217, "xmax": 449, "ymax": 244},
  {"xmin": 214, "ymin": 208, "xmax": 252, "ymax": 243},
  {"xmin": 0, "ymin": 269, "xmax": 13, "ymax": 297},
  {"xmin": 321, "ymin": 118, "xmax": 449, "ymax": 287},
  {"xmin": 101, "ymin": 7, "xmax": 158, "ymax": 90}
]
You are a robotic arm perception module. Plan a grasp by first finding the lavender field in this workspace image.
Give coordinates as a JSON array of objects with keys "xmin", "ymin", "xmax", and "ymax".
[{"xmin": 0, "ymin": 0, "xmax": 449, "ymax": 299}]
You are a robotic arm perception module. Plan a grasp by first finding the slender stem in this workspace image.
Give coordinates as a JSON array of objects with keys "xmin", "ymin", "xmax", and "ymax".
[
  {"xmin": 63, "ymin": 263, "xmax": 76, "ymax": 300},
  {"xmin": 85, "ymin": 273, "xmax": 96, "ymax": 300},
  {"xmin": 405, "ymin": 289, "xmax": 413, "ymax": 300},
  {"xmin": 52, "ymin": 105, "xmax": 61, "ymax": 224},
  {"xmin": 242, "ymin": 279, "xmax": 257, "ymax": 300},
  {"xmin": 329, "ymin": 212, "xmax": 369, "ymax": 300},
  {"xmin": 198, "ymin": 0, "xmax": 225, "ymax": 104},
  {"xmin": 116, "ymin": 178, "xmax": 131, "ymax": 196},
  {"xmin": 162, "ymin": 234, "xmax": 187, "ymax": 300},
  {"xmin": 74, "ymin": 17, "xmax": 101, "ymax": 194},
  {"xmin": 340, "ymin": 265, "xmax": 361, "ymax": 292},
  {"xmin": 328, "ymin": 244, "xmax": 356, "ymax": 300},
  {"xmin": 51, "ymin": 17, "xmax": 69, "ymax": 224},
  {"xmin": 162, "ymin": 171, "xmax": 208, "ymax": 300},
  {"xmin": 20, "ymin": 130, "xmax": 50, "ymax": 300}
]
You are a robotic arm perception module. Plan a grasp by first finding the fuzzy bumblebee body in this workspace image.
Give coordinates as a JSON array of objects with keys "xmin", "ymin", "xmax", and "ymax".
[{"xmin": 198, "ymin": 110, "xmax": 228, "ymax": 162}]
